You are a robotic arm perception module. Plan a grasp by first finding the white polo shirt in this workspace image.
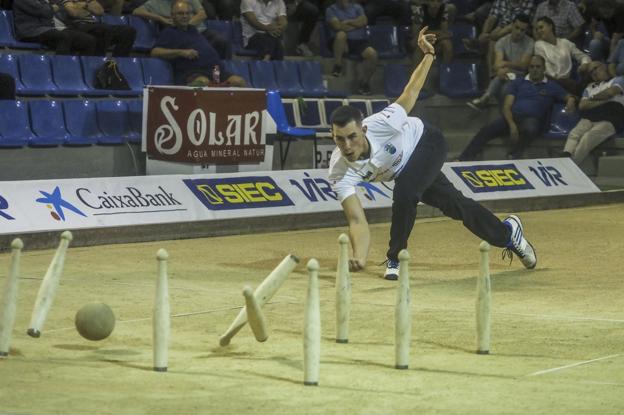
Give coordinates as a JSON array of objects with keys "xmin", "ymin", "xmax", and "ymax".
[
  {"xmin": 328, "ymin": 104, "xmax": 424, "ymax": 202},
  {"xmin": 240, "ymin": 0, "xmax": 286, "ymax": 46}
]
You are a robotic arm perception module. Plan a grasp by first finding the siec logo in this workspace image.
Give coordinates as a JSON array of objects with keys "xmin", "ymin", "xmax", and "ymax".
[
  {"xmin": 36, "ymin": 186, "xmax": 87, "ymax": 221},
  {"xmin": 451, "ymin": 164, "xmax": 534, "ymax": 193},
  {"xmin": 184, "ymin": 177, "xmax": 294, "ymax": 210},
  {"xmin": 0, "ymin": 194, "xmax": 15, "ymax": 220}
]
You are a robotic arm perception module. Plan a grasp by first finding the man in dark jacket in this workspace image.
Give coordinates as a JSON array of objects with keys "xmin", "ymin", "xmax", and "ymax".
[{"xmin": 13, "ymin": 0, "xmax": 96, "ymax": 54}]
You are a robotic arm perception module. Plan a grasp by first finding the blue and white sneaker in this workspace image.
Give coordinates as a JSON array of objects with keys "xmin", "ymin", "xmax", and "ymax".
[
  {"xmin": 502, "ymin": 215, "xmax": 537, "ymax": 269},
  {"xmin": 383, "ymin": 258, "xmax": 400, "ymax": 280}
]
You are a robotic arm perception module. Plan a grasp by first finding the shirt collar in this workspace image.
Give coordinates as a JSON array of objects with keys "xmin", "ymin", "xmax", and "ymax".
[{"xmin": 524, "ymin": 74, "xmax": 548, "ymax": 84}]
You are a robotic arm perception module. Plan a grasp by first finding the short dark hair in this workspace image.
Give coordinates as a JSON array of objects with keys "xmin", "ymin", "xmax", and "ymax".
[
  {"xmin": 531, "ymin": 54, "xmax": 546, "ymax": 66},
  {"xmin": 536, "ymin": 16, "xmax": 555, "ymax": 29},
  {"xmin": 330, "ymin": 105, "xmax": 363, "ymax": 127},
  {"xmin": 514, "ymin": 14, "xmax": 530, "ymax": 25}
]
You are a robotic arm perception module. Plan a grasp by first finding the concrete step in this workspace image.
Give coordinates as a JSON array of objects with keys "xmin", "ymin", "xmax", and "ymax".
[{"xmin": 598, "ymin": 155, "xmax": 624, "ymax": 177}]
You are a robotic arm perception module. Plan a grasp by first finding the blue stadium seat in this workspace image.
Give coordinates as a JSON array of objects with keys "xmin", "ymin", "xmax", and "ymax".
[
  {"xmin": 439, "ymin": 62, "xmax": 481, "ymax": 98},
  {"xmin": 51, "ymin": 55, "xmax": 90, "ymax": 95},
  {"xmin": 128, "ymin": 15, "xmax": 158, "ymax": 52},
  {"xmin": 18, "ymin": 54, "xmax": 57, "ymax": 96},
  {"xmin": 141, "ymin": 57, "xmax": 173, "ymax": 86},
  {"xmin": 282, "ymin": 100, "xmax": 296, "ymax": 126},
  {"xmin": 273, "ymin": 60, "xmax": 303, "ymax": 97},
  {"xmin": 384, "ymin": 63, "xmax": 408, "ymax": 98},
  {"xmin": 96, "ymin": 100, "xmax": 130, "ymax": 144},
  {"xmin": 116, "ymin": 57, "xmax": 145, "ymax": 94},
  {"xmin": 249, "ymin": 60, "xmax": 278, "ymax": 90},
  {"xmin": 0, "ymin": 100, "xmax": 31, "ymax": 147},
  {"xmin": 28, "ymin": 100, "xmax": 67, "ymax": 146},
  {"xmin": 0, "ymin": 53, "xmax": 25, "ymax": 93},
  {"xmin": 232, "ymin": 20, "xmax": 258, "ymax": 57},
  {"xmin": 223, "ymin": 59, "xmax": 251, "ymax": 86},
  {"xmin": 63, "ymin": 100, "xmax": 101, "ymax": 145},
  {"xmin": 347, "ymin": 99, "xmax": 371, "ymax": 117},
  {"xmin": 266, "ymin": 90, "xmax": 316, "ymax": 169},
  {"xmin": 0, "ymin": 11, "xmax": 42, "ymax": 49},
  {"xmin": 298, "ymin": 61, "xmax": 328, "ymax": 98},
  {"xmin": 127, "ymin": 99, "xmax": 143, "ymax": 143},
  {"xmin": 322, "ymin": 99, "xmax": 345, "ymax": 125},
  {"xmin": 81, "ymin": 56, "xmax": 116, "ymax": 96},
  {"xmin": 451, "ymin": 22, "xmax": 478, "ymax": 57},
  {"xmin": 544, "ymin": 103, "xmax": 581, "ymax": 139},
  {"xmin": 371, "ymin": 99, "xmax": 390, "ymax": 114},
  {"xmin": 297, "ymin": 99, "xmax": 324, "ymax": 128},
  {"xmin": 204, "ymin": 20, "xmax": 233, "ymax": 58},
  {"xmin": 368, "ymin": 24, "xmax": 405, "ymax": 59}
]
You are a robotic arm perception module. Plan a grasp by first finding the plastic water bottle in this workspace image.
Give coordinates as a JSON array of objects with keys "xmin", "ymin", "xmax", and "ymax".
[{"xmin": 212, "ymin": 65, "xmax": 220, "ymax": 85}]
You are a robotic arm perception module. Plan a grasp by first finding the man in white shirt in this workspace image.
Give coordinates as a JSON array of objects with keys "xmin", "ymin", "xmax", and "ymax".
[
  {"xmin": 240, "ymin": 0, "xmax": 287, "ymax": 60},
  {"xmin": 328, "ymin": 27, "xmax": 537, "ymax": 280}
]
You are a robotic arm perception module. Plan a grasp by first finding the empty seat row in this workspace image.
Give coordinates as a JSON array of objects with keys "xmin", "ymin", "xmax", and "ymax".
[
  {"xmin": 0, "ymin": 99, "xmax": 142, "ymax": 147},
  {"xmin": 0, "ymin": 54, "xmax": 172, "ymax": 96},
  {"xmin": 384, "ymin": 62, "xmax": 481, "ymax": 98},
  {"xmin": 0, "ymin": 11, "xmax": 158, "ymax": 52}
]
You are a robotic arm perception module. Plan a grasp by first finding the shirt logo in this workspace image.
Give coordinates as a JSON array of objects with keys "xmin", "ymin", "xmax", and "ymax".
[{"xmin": 384, "ymin": 143, "xmax": 397, "ymax": 154}]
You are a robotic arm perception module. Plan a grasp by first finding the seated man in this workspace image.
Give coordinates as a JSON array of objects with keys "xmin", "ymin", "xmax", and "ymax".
[
  {"xmin": 562, "ymin": 61, "xmax": 624, "ymax": 164},
  {"xmin": 608, "ymin": 39, "xmax": 624, "ymax": 77},
  {"xmin": 133, "ymin": 0, "xmax": 229, "ymax": 59},
  {"xmin": 285, "ymin": 0, "xmax": 320, "ymax": 57},
  {"xmin": 151, "ymin": 0, "xmax": 246, "ymax": 87},
  {"xmin": 13, "ymin": 0, "xmax": 96, "ymax": 55},
  {"xmin": 240, "ymin": 0, "xmax": 287, "ymax": 60},
  {"xmin": 469, "ymin": 14, "xmax": 533, "ymax": 109},
  {"xmin": 56, "ymin": 0, "xmax": 136, "ymax": 56},
  {"xmin": 458, "ymin": 55, "xmax": 576, "ymax": 161},
  {"xmin": 0, "ymin": 72, "xmax": 15, "ymax": 100},
  {"xmin": 326, "ymin": 0, "xmax": 378, "ymax": 95},
  {"xmin": 363, "ymin": 0, "xmax": 411, "ymax": 26}
]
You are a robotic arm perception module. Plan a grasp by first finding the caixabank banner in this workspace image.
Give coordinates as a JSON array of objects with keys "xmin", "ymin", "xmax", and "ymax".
[{"xmin": 0, "ymin": 159, "xmax": 598, "ymax": 235}]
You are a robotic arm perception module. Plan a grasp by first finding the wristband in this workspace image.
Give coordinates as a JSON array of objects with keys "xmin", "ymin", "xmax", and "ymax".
[{"xmin": 425, "ymin": 52, "xmax": 436, "ymax": 59}]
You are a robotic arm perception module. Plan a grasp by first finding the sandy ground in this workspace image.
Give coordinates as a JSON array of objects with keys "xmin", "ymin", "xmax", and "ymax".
[{"xmin": 0, "ymin": 204, "xmax": 623, "ymax": 415}]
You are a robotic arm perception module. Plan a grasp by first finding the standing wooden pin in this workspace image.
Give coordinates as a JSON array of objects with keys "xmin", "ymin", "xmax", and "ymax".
[
  {"xmin": 335, "ymin": 233, "xmax": 351, "ymax": 343},
  {"xmin": 476, "ymin": 241, "xmax": 491, "ymax": 355},
  {"xmin": 153, "ymin": 248, "xmax": 170, "ymax": 372},
  {"xmin": 303, "ymin": 258, "xmax": 320, "ymax": 386},
  {"xmin": 27, "ymin": 231, "xmax": 72, "ymax": 338},
  {"xmin": 0, "ymin": 238, "xmax": 24, "ymax": 357},
  {"xmin": 395, "ymin": 249, "xmax": 411, "ymax": 370}
]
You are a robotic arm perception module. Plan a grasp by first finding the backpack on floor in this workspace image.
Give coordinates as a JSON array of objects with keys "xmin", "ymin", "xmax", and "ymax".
[{"xmin": 94, "ymin": 59, "xmax": 130, "ymax": 90}]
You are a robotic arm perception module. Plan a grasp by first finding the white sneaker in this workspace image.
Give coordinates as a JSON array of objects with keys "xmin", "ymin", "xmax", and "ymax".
[
  {"xmin": 466, "ymin": 95, "xmax": 490, "ymax": 111},
  {"xmin": 502, "ymin": 215, "xmax": 537, "ymax": 269},
  {"xmin": 296, "ymin": 43, "xmax": 314, "ymax": 57},
  {"xmin": 383, "ymin": 258, "xmax": 400, "ymax": 280}
]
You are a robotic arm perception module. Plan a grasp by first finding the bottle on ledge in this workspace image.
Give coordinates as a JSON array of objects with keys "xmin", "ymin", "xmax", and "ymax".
[{"xmin": 212, "ymin": 65, "xmax": 221, "ymax": 85}]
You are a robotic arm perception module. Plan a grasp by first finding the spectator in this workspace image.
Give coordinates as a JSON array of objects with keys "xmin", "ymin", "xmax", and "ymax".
[
  {"xmin": 326, "ymin": 0, "xmax": 378, "ymax": 95},
  {"xmin": 133, "ymin": 0, "xmax": 229, "ymax": 59},
  {"xmin": 585, "ymin": 0, "xmax": 624, "ymax": 61},
  {"xmin": 458, "ymin": 55, "xmax": 576, "ymax": 161},
  {"xmin": 240, "ymin": 0, "xmax": 287, "ymax": 60},
  {"xmin": 13, "ymin": 0, "xmax": 96, "ymax": 54},
  {"xmin": 608, "ymin": 38, "xmax": 624, "ymax": 77},
  {"xmin": 151, "ymin": 1, "xmax": 246, "ymax": 86},
  {"xmin": 468, "ymin": 13, "xmax": 533, "ymax": 110},
  {"xmin": 463, "ymin": 0, "xmax": 534, "ymax": 61},
  {"xmin": 286, "ymin": 0, "xmax": 320, "ymax": 57},
  {"xmin": 412, "ymin": 0, "xmax": 453, "ymax": 63},
  {"xmin": 534, "ymin": 15, "xmax": 590, "ymax": 94},
  {"xmin": 56, "ymin": 0, "xmax": 136, "ymax": 57},
  {"xmin": 463, "ymin": 0, "xmax": 493, "ymax": 27},
  {"xmin": 532, "ymin": 0, "xmax": 584, "ymax": 41},
  {"xmin": 98, "ymin": 0, "xmax": 123, "ymax": 14},
  {"xmin": 561, "ymin": 61, "xmax": 624, "ymax": 164},
  {"xmin": 0, "ymin": 73, "xmax": 15, "ymax": 100},
  {"xmin": 201, "ymin": 0, "xmax": 240, "ymax": 19},
  {"xmin": 363, "ymin": 0, "xmax": 411, "ymax": 27}
]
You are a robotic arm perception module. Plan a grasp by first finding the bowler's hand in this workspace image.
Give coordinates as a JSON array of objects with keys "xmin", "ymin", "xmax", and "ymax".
[
  {"xmin": 349, "ymin": 258, "xmax": 366, "ymax": 272},
  {"xmin": 417, "ymin": 26, "xmax": 436, "ymax": 54}
]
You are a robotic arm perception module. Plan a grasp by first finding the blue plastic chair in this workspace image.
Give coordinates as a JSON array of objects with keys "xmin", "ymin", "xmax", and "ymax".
[
  {"xmin": 298, "ymin": 61, "xmax": 327, "ymax": 98},
  {"xmin": 222, "ymin": 60, "xmax": 251, "ymax": 86},
  {"xmin": 127, "ymin": 99, "xmax": 143, "ymax": 143},
  {"xmin": 266, "ymin": 90, "xmax": 316, "ymax": 169},
  {"xmin": 322, "ymin": 99, "xmax": 345, "ymax": 126},
  {"xmin": 63, "ymin": 100, "xmax": 101, "ymax": 145},
  {"xmin": 347, "ymin": 99, "xmax": 370, "ymax": 117},
  {"xmin": 116, "ymin": 57, "xmax": 144, "ymax": 94},
  {"xmin": 232, "ymin": 20, "xmax": 258, "ymax": 57},
  {"xmin": 439, "ymin": 62, "xmax": 481, "ymax": 98},
  {"xmin": 0, "ymin": 100, "xmax": 32, "ymax": 147},
  {"xmin": 0, "ymin": 53, "xmax": 25, "ymax": 93},
  {"xmin": 368, "ymin": 24, "xmax": 405, "ymax": 59},
  {"xmin": 0, "ymin": 11, "xmax": 42, "ymax": 49},
  {"xmin": 141, "ymin": 57, "xmax": 173, "ymax": 86},
  {"xmin": 544, "ymin": 103, "xmax": 581, "ymax": 139},
  {"xmin": 297, "ymin": 99, "xmax": 324, "ymax": 127},
  {"xmin": 51, "ymin": 55, "xmax": 90, "ymax": 96},
  {"xmin": 384, "ymin": 63, "xmax": 408, "ymax": 98},
  {"xmin": 81, "ymin": 56, "xmax": 142, "ymax": 96},
  {"xmin": 80, "ymin": 56, "xmax": 115, "ymax": 96},
  {"xmin": 28, "ymin": 100, "xmax": 67, "ymax": 146},
  {"xmin": 18, "ymin": 54, "xmax": 57, "ymax": 96},
  {"xmin": 96, "ymin": 100, "xmax": 130, "ymax": 144},
  {"xmin": 128, "ymin": 15, "xmax": 158, "ymax": 52},
  {"xmin": 204, "ymin": 20, "xmax": 233, "ymax": 58},
  {"xmin": 451, "ymin": 22, "xmax": 478, "ymax": 57},
  {"xmin": 249, "ymin": 60, "xmax": 278, "ymax": 90},
  {"xmin": 273, "ymin": 60, "xmax": 303, "ymax": 97}
]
